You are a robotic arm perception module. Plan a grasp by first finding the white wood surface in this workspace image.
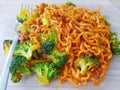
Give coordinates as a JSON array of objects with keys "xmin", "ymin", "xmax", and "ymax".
[{"xmin": 0, "ymin": 0, "xmax": 120, "ymax": 90}]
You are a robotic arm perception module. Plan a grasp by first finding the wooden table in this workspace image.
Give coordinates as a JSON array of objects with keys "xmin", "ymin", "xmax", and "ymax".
[{"xmin": 0, "ymin": 0, "xmax": 120, "ymax": 90}]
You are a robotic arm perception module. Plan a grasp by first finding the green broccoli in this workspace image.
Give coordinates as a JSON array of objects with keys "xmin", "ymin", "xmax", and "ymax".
[
  {"xmin": 3, "ymin": 40, "xmax": 12, "ymax": 56},
  {"xmin": 32, "ymin": 62, "xmax": 60, "ymax": 85},
  {"xmin": 17, "ymin": 8, "xmax": 30, "ymax": 23},
  {"xmin": 66, "ymin": 1, "xmax": 76, "ymax": 6},
  {"xmin": 48, "ymin": 49, "xmax": 68, "ymax": 68},
  {"xmin": 110, "ymin": 32, "xmax": 120, "ymax": 55},
  {"xmin": 14, "ymin": 39, "xmax": 40, "ymax": 60},
  {"xmin": 14, "ymin": 40, "xmax": 32, "ymax": 60},
  {"xmin": 3, "ymin": 39, "xmax": 40, "ymax": 60},
  {"xmin": 10, "ymin": 55, "xmax": 32, "ymax": 82},
  {"xmin": 74, "ymin": 55, "xmax": 99, "ymax": 75},
  {"xmin": 39, "ymin": 31, "xmax": 57, "ymax": 55}
]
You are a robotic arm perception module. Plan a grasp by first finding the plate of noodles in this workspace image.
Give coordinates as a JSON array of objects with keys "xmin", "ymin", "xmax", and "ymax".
[{"xmin": 3, "ymin": 1, "xmax": 120, "ymax": 90}]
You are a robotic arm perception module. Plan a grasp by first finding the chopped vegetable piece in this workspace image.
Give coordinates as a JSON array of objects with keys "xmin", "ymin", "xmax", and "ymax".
[
  {"xmin": 110, "ymin": 32, "xmax": 120, "ymax": 55},
  {"xmin": 10, "ymin": 55, "xmax": 32, "ymax": 82},
  {"xmin": 32, "ymin": 62, "xmax": 60, "ymax": 85},
  {"xmin": 74, "ymin": 55, "xmax": 99, "ymax": 75},
  {"xmin": 66, "ymin": 1, "xmax": 76, "ymax": 6}
]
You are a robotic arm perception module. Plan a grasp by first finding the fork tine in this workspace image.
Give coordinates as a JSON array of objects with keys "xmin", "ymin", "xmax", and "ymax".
[
  {"xmin": 27, "ymin": 4, "xmax": 30, "ymax": 11},
  {"xmin": 21, "ymin": 3, "xmax": 24, "ymax": 9},
  {"xmin": 28, "ymin": 4, "xmax": 31, "ymax": 14},
  {"xmin": 24, "ymin": 3, "xmax": 27, "ymax": 9},
  {"xmin": 21, "ymin": 3, "xmax": 27, "ymax": 9},
  {"xmin": 28, "ymin": 4, "xmax": 33, "ymax": 14},
  {"xmin": 21, "ymin": 3, "xmax": 33, "ymax": 14},
  {"xmin": 21, "ymin": 3, "xmax": 23, "ymax": 9}
]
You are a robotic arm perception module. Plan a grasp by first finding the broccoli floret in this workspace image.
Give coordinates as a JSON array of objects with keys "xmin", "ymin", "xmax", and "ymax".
[
  {"xmin": 39, "ymin": 31, "xmax": 57, "ymax": 55},
  {"xmin": 10, "ymin": 55, "xmax": 32, "ymax": 82},
  {"xmin": 48, "ymin": 49, "xmax": 68, "ymax": 68},
  {"xmin": 3, "ymin": 40, "xmax": 12, "ymax": 56},
  {"xmin": 11, "ymin": 72, "xmax": 22, "ymax": 83},
  {"xmin": 110, "ymin": 32, "xmax": 120, "ymax": 55},
  {"xmin": 17, "ymin": 8, "xmax": 30, "ymax": 23},
  {"xmin": 66, "ymin": 1, "xmax": 76, "ymax": 6},
  {"xmin": 14, "ymin": 40, "xmax": 32, "ymax": 60},
  {"xmin": 14, "ymin": 39, "xmax": 40, "ymax": 60},
  {"xmin": 32, "ymin": 62, "xmax": 60, "ymax": 85},
  {"xmin": 74, "ymin": 55, "xmax": 99, "ymax": 75},
  {"xmin": 3, "ymin": 39, "xmax": 40, "ymax": 60}
]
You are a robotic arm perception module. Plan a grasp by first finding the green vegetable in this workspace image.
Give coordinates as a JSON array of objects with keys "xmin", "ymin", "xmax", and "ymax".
[
  {"xmin": 104, "ymin": 17, "xmax": 111, "ymax": 26},
  {"xmin": 14, "ymin": 40, "xmax": 32, "ymax": 60},
  {"xmin": 32, "ymin": 62, "xmax": 60, "ymax": 85},
  {"xmin": 17, "ymin": 8, "xmax": 30, "ymax": 23},
  {"xmin": 3, "ymin": 40, "xmax": 12, "ymax": 56},
  {"xmin": 14, "ymin": 39, "xmax": 40, "ymax": 60},
  {"xmin": 10, "ymin": 55, "xmax": 32, "ymax": 82},
  {"xmin": 32, "ymin": 12, "xmax": 39, "ymax": 18},
  {"xmin": 74, "ymin": 55, "xmax": 99, "ymax": 75},
  {"xmin": 39, "ymin": 31, "xmax": 57, "ymax": 55},
  {"xmin": 66, "ymin": 1, "xmax": 76, "ymax": 6},
  {"xmin": 42, "ymin": 17, "xmax": 49, "ymax": 25},
  {"xmin": 43, "ymin": 3, "xmax": 48, "ymax": 7},
  {"xmin": 3, "ymin": 39, "xmax": 40, "ymax": 60},
  {"xmin": 17, "ymin": 24, "xmax": 30, "ymax": 32},
  {"xmin": 110, "ymin": 32, "xmax": 120, "ymax": 55},
  {"xmin": 48, "ymin": 49, "xmax": 68, "ymax": 68}
]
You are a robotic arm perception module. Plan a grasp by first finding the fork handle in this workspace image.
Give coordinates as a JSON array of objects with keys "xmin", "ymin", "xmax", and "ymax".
[{"xmin": 0, "ymin": 35, "xmax": 19, "ymax": 90}]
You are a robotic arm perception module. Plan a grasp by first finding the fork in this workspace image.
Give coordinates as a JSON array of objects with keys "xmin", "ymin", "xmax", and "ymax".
[{"xmin": 0, "ymin": 4, "xmax": 32, "ymax": 90}]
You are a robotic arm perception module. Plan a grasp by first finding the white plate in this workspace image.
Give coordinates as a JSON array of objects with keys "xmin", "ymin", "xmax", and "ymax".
[{"xmin": 0, "ymin": 0, "xmax": 120, "ymax": 90}]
